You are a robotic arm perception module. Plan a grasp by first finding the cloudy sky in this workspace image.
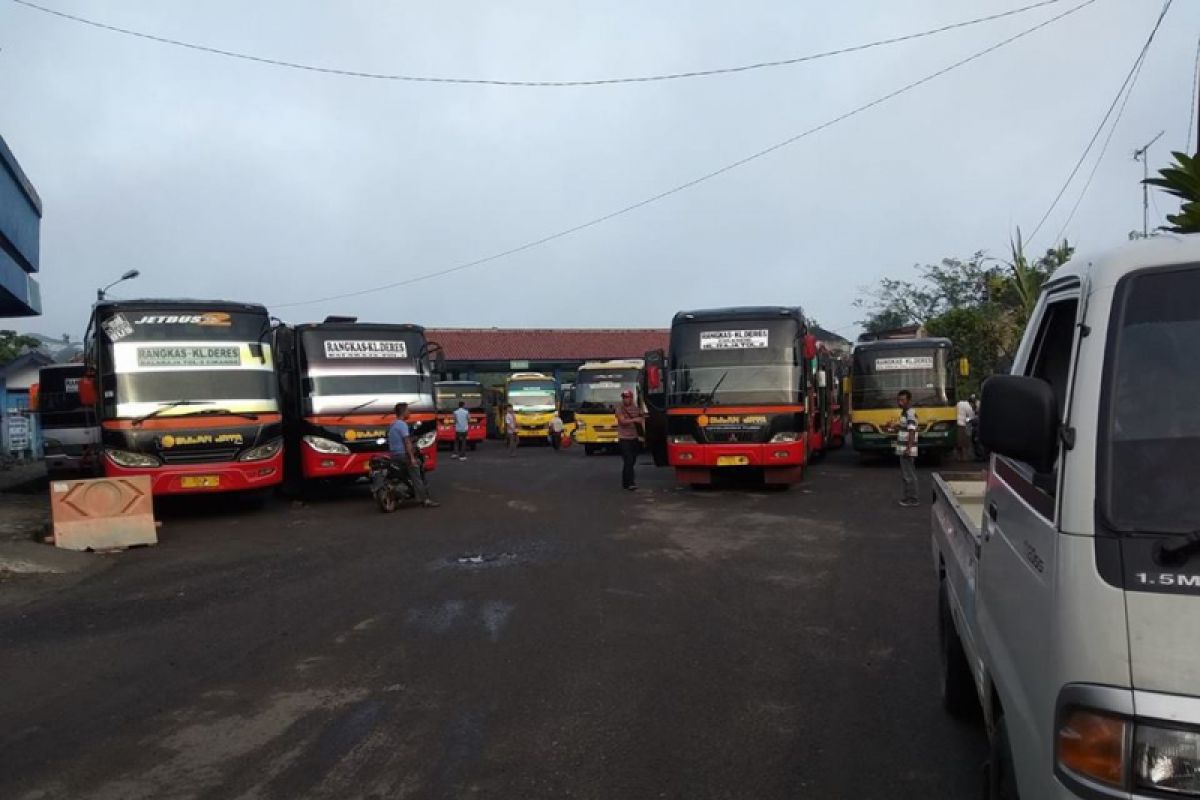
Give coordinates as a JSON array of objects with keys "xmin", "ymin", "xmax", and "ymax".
[{"xmin": 3, "ymin": 0, "xmax": 1198, "ymax": 341}]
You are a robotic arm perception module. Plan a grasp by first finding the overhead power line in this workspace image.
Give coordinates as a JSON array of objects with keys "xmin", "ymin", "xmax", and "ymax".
[
  {"xmin": 1025, "ymin": 0, "xmax": 1173, "ymax": 245},
  {"xmin": 12, "ymin": 0, "xmax": 1067, "ymax": 87},
  {"xmin": 271, "ymin": 0, "xmax": 1097, "ymax": 310}
]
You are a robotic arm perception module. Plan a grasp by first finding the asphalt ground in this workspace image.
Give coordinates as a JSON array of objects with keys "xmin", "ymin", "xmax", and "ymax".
[{"xmin": 0, "ymin": 442, "xmax": 986, "ymax": 800}]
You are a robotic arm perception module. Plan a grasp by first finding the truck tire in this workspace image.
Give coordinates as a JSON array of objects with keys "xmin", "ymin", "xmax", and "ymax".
[
  {"xmin": 939, "ymin": 581, "xmax": 977, "ymax": 719},
  {"xmin": 985, "ymin": 714, "xmax": 1020, "ymax": 800}
]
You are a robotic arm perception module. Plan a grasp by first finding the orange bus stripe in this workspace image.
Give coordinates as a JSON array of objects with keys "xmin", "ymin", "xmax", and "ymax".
[{"xmin": 667, "ymin": 405, "xmax": 804, "ymax": 415}]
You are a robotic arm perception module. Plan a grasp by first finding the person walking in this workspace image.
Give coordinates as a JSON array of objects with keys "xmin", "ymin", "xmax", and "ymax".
[
  {"xmin": 548, "ymin": 411, "xmax": 565, "ymax": 451},
  {"xmin": 504, "ymin": 405, "xmax": 519, "ymax": 456},
  {"xmin": 387, "ymin": 402, "xmax": 438, "ymax": 508},
  {"xmin": 895, "ymin": 390, "xmax": 919, "ymax": 507},
  {"xmin": 614, "ymin": 389, "xmax": 645, "ymax": 491},
  {"xmin": 955, "ymin": 393, "xmax": 976, "ymax": 462},
  {"xmin": 452, "ymin": 400, "xmax": 471, "ymax": 461}
]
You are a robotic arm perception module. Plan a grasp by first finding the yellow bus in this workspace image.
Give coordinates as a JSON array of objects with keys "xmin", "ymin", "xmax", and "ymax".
[
  {"xmin": 571, "ymin": 359, "xmax": 643, "ymax": 455},
  {"xmin": 849, "ymin": 337, "xmax": 965, "ymax": 460},
  {"xmin": 503, "ymin": 372, "xmax": 558, "ymax": 442}
]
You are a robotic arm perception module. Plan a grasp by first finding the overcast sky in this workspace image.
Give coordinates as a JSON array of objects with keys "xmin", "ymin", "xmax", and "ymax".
[{"xmin": 3, "ymin": 0, "xmax": 1198, "ymax": 341}]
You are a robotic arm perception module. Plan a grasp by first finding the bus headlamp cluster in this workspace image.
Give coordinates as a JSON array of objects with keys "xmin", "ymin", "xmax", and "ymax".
[
  {"xmin": 105, "ymin": 448, "xmax": 160, "ymax": 468},
  {"xmin": 303, "ymin": 435, "xmax": 350, "ymax": 455},
  {"xmin": 1057, "ymin": 707, "xmax": 1200, "ymax": 794},
  {"xmin": 416, "ymin": 431, "xmax": 438, "ymax": 449},
  {"xmin": 769, "ymin": 432, "xmax": 799, "ymax": 443},
  {"xmin": 238, "ymin": 438, "xmax": 282, "ymax": 462},
  {"xmin": 668, "ymin": 435, "xmax": 695, "ymax": 444}
]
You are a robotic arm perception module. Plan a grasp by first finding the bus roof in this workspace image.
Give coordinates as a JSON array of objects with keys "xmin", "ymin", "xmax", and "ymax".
[
  {"xmin": 672, "ymin": 306, "xmax": 806, "ymax": 324},
  {"xmin": 93, "ymin": 298, "xmax": 269, "ymax": 315},
  {"xmin": 292, "ymin": 321, "xmax": 426, "ymax": 334},
  {"xmin": 852, "ymin": 337, "xmax": 952, "ymax": 353},
  {"xmin": 436, "ymin": 380, "xmax": 483, "ymax": 387},
  {"xmin": 578, "ymin": 359, "xmax": 644, "ymax": 371}
]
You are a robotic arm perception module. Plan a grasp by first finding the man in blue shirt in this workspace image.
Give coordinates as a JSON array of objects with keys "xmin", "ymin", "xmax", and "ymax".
[
  {"xmin": 387, "ymin": 402, "xmax": 438, "ymax": 507},
  {"xmin": 452, "ymin": 401, "xmax": 471, "ymax": 461}
]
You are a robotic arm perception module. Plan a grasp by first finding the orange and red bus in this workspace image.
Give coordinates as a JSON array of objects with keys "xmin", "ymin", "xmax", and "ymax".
[
  {"xmin": 82, "ymin": 299, "xmax": 284, "ymax": 497},
  {"xmin": 644, "ymin": 306, "xmax": 821, "ymax": 487},
  {"xmin": 435, "ymin": 380, "xmax": 486, "ymax": 450},
  {"xmin": 273, "ymin": 319, "xmax": 442, "ymax": 491}
]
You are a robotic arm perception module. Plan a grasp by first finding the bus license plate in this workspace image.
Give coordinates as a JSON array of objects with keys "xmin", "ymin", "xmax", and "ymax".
[
  {"xmin": 181, "ymin": 475, "xmax": 220, "ymax": 488},
  {"xmin": 717, "ymin": 455, "xmax": 749, "ymax": 466}
]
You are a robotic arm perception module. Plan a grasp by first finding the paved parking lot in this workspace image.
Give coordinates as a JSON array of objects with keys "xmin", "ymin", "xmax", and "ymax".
[{"xmin": 0, "ymin": 443, "xmax": 985, "ymax": 799}]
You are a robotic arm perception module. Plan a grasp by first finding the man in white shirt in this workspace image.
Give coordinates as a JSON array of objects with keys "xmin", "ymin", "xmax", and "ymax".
[
  {"xmin": 896, "ymin": 390, "xmax": 920, "ymax": 507},
  {"xmin": 548, "ymin": 411, "xmax": 565, "ymax": 451},
  {"xmin": 504, "ymin": 406, "xmax": 519, "ymax": 456},
  {"xmin": 452, "ymin": 401, "xmax": 471, "ymax": 461},
  {"xmin": 955, "ymin": 395, "xmax": 976, "ymax": 462}
]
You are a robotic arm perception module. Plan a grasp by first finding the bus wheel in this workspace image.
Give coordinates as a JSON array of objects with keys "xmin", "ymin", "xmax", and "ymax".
[{"xmin": 584, "ymin": 445, "xmax": 597, "ymax": 456}]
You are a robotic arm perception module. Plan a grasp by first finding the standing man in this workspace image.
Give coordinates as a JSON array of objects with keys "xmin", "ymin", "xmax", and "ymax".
[
  {"xmin": 388, "ymin": 403, "xmax": 438, "ymax": 508},
  {"xmin": 955, "ymin": 392, "xmax": 976, "ymax": 462},
  {"xmin": 548, "ymin": 411, "xmax": 565, "ymax": 451},
  {"xmin": 504, "ymin": 405, "xmax": 519, "ymax": 456},
  {"xmin": 452, "ymin": 400, "xmax": 471, "ymax": 461},
  {"xmin": 895, "ymin": 390, "xmax": 919, "ymax": 507},
  {"xmin": 614, "ymin": 389, "xmax": 645, "ymax": 491}
]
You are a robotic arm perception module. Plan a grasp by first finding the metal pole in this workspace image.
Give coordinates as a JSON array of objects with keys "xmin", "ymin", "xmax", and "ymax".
[{"xmin": 1133, "ymin": 130, "xmax": 1165, "ymax": 237}]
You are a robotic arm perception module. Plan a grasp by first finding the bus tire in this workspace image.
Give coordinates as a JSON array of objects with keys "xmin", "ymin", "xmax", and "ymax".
[{"xmin": 584, "ymin": 445, "xmax": 597, "ymax": 456}]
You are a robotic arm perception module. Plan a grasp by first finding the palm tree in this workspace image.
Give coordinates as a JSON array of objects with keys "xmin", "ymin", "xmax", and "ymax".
[{"xmin": 1143, "ymin": 151, "xmax": 1200, "ymax": 233}]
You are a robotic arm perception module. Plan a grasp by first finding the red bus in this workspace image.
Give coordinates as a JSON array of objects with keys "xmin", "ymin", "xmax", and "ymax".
[
  {"xmin": 82, "ymin": 299, "xmax": 284, "ymax": 497},
  {"xmin": 644, "ymin": 306, "xmax": 822, "ymax": 487},
  {"xmin": 435, "ymin": 381, "xmax": 487, "ymax": 450},
  {"xmin": 273, "ymin": 319, "xmax": 442, "ymax": 491}
]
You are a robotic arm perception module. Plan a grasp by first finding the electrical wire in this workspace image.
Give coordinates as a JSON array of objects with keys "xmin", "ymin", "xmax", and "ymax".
[
  {"xmin": 270, "ymin": 0, "xmax": 1098, "ymax": 310},
  {"xmin": 11, "ymin": 0, "xmax": 1067, "ymax": 88},
  {"xmin": 1052, "ymin": 49, "xmax": 1148, "ymax": 244},
  {"xmin": 1025, "ymin": 0, "xmax": 1173, "ymax": 245}
]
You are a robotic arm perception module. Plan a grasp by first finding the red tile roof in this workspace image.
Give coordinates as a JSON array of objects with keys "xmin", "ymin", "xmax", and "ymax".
[{"xmin": 426, "ymin": 328, "xmax": 669, "ymax": 362}]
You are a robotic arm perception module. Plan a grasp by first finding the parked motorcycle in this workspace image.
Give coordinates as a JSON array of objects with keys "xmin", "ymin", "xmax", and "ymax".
[{"xmin": 368, "ymin": 439, "xmax": 426, "ymax": 513}]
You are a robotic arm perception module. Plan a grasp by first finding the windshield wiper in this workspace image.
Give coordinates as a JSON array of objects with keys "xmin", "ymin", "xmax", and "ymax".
[
  {"xmin": 132, "ymin": 400, "xmax": 213, "ymax": 426},
  {"xmin": 1156, "ymin": 530, "xmax": 1200, "ymax": 566},
  {"xmin": 701, "ymin": 371, "xmax": 729, "ymax": 412},
  {"xmin": 170, "ymin": 408, "xmax": 261, "ymax": 421},
  {"xmin": 338, "ymin": 398, "xmax": 379, "ymax": 421}
]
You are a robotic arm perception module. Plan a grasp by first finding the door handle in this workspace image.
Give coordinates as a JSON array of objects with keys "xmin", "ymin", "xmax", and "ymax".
[{"xmin": 988, "ymin": 503, "xmax": 999, "ymax": 522}]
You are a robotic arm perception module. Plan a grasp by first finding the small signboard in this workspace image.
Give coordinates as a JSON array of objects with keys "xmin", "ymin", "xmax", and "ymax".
[
  {"xmin": 700, "ymin": 329, "xmax": 769, "ymax": 350},
  {"xmin": 875, "ymin": 356, "xmax": 935, "ymax": 371},
  {"xmin": 6, "ymin": 413, "xmax": 30, "ymax": 452},
  {"xmin": 509, "ymin": 360, "xmax": 530, "ymax": 369}
]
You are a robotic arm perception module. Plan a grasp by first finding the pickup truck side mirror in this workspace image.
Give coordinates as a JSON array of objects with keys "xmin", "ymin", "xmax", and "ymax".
[{"xmin": 980, "ymin": 375, "xmax": 1059, "ymax": 473}]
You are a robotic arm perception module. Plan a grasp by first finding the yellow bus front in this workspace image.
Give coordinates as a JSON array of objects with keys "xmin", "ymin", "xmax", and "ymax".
[
  {"xmin": 505, "ymin": 376, "xmax": 558, "ymax": 439},
  {"xmin": 849, "ymin": 341, "xmax": 958, "ymax": 456},
  {"xmin": 572, "ymin": 363, "xmax": 642, "ymax": 453}
]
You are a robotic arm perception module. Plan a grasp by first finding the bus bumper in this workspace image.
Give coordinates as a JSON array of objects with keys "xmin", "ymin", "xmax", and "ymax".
[
  {"xmin": 104, "ymin": 451, "xmax": 284, "ymax": 495},
  {"xmin": 301, "ymin": 440, "xmax": 438, "ymax": 477},
  {"xmin": 667, "ymin": 441, "xmax": 807, "ymax": 484},
  {"xmin": 852, "ymin": 429, "xmax": 956, "ymax": 452},
  {"xmin": 437, "ymin": 424, "xmax": 486, "ymax": 443}
]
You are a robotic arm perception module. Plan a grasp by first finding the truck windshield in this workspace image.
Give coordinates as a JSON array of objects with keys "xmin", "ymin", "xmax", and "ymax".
[
  {"xmin": 1102, "ymin": 265, "xmax": 1200, "ymax": 534},
  {"xmin": 668, "ymin": 319, "xmax": 800, "ymax": 406},
  {"xmin": 436, "ymin": 387, "xmax": 484, "ymax": 411},
  {"xmin": 851, "ymin": 347, "xmax": 952, "ymax": 410},
  {"xmin": 576, "ymin": 370, "xmax": 639, "ymax": 411},
  {"xmin": 97, "ymin": 308, "xmax": 278, "ymax": 418}
]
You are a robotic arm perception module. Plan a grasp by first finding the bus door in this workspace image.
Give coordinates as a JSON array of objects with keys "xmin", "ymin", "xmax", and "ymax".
[{"xmin": 642, "ymin": 349, "xmax": 668, "ymax": 467}]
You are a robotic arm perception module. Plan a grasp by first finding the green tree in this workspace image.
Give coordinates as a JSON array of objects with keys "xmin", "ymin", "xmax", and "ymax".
[
  {"xmin": 1144, "ymin": 151, "xmax": 1200, "ymax": 233},
  {"xmin": 0, "ymin": 330, "xmax": 40, "ymax": 364}
]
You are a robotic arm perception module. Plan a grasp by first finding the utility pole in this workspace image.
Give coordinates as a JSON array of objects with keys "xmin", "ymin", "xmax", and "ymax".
[{"xmin": 1133, "ymin": 130, "xmax": 1165, "ymax": 238}]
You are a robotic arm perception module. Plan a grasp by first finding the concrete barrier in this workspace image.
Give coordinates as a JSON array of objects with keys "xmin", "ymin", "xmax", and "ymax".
[{"xmin": 50, "ymin": 476, "xmax": 157, "ymax": 551}]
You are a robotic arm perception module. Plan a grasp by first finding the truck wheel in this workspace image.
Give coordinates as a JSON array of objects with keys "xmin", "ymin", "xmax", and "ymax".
[
  {"xmin": 939, "ymin": 581, "xmax": 977, "ymax": 719},
  {"xmin": 985, "ymin": 714, "xmax": 1020, "ymax": 800}
]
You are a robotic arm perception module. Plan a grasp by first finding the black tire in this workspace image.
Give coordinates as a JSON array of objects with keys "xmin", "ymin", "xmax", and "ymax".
[
  {"xmin": 985, "ymin": 714, "xmax": 1020, "ymax": 800},
  {"xmin": 376, "ymin": 489, "xmax": 398, "ymax": 513},
  {"xmin": 939, "ymin": 581, "xmax": 978, "ymax": 718}
]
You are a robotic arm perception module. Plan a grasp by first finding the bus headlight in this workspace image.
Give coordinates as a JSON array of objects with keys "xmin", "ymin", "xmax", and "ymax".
[
  {"xmin": 303, "ymin": 435, "xmax": 350, "ymax": 455},
  {"xmin": 575, "ymin": 419, "xmax": 586, "ymax": 430},
  {"xmin": 417, "ymin": 431, "xmax": 437, "ymax": 449},
  {"xmin": 239, "ymin": 438, "xmax": 282, "ymax": 462},
  {"xmin": 770, "ymin": 432, "xmax": 799, "ymax": 443},
  {"xmin": 105, "ymin": 448, "xmax": 161, "ymax": 468},
  {"xmin": 669, "ymin": 434, "xmax": 695, "ymax": 444},
  {"xmin": 855, "ymin": 423, "xmax": 876, "ymax": 433},
  {"xmin": 1134, "ymin": 723, "xmax": 1200, "ymax": 794}
]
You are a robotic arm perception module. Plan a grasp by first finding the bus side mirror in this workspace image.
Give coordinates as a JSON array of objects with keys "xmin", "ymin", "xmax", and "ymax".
[
  {"xmin": 817, "ymin": 370, "xmax": 827, "ymax": 389},
  {"xmin": 958, "ymin": 357, "xmax": 970, "ymax": 377},
  {"xmin": 79, "ymin": 376, "xmax": 98, "ymax": 407},
  {"xmin": 28, "ymin": 383, "xmax": 39, "ymax": 411},
  {"xmin": 802, "ymin": 335, "xmax": 817, "ymax": 361},
  {"xmin": 647, "ymin": 365, "xmax": 662, "ymax": 392},
  {"xmin": 980, "ymin": 375, "xmax": 1058, "ymax": 473}
]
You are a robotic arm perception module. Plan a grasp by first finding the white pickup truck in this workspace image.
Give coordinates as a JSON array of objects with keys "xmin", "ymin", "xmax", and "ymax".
[{"xmin": 931, "ymin": 235, "xmax": 1200, "ymax": 799}]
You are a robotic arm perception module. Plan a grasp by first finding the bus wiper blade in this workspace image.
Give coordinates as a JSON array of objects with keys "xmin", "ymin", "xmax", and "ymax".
[
  {"xmin": 701, "ymin": 370, "xmax": 729, "ymax": 412},
  {"xmin": 338, "ymin": 398, "xmax": 379, "ymax": 421},
  {"xmin": 169, "ymin": 408, "xmax": 261, "ymax": 421},
  {"xmin": 132, "ymin": 400, "xmax": 213, "ymax": 426},
  {"xmin": 1156, "ymin": 530, "xmax": 1200, "ymax": 566}
]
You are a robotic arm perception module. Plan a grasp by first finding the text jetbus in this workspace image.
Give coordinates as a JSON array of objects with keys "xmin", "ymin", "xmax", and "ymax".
[
  {"xmin": 83, "ymin": 299, "xmax": 283, "ymax": 496},
  {"xmin": 848, "ymin": 337, "xmax": 962, "ymax": 459},
  {"xmin": 274, "ymin": 319, "xmax": 442, "ymax": 488},
  {"xmin": 502, "ymin": 372, "xmax": 558, "ymax": 442},
  {"xmin": 644, "ymin": 307, "xmax": 822, "ymax": 487},
  {"xmin": 435, "ymin": 380, "xmax": 486, "ymax": 450},
  {"xmin": 572, "ymin": 359, "xmax": 643, "ymax": 454}
]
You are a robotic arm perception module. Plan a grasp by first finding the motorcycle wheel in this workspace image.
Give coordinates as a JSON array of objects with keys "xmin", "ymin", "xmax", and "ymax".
[{"xmin": 375, "ymin": 488, "xmax": 399, "ymax": 513}]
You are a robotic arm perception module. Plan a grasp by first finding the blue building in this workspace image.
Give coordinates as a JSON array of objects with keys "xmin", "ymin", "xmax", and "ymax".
[{"xmin": 0, "ymin": 134, "xmax": 42, "ymax": 318}]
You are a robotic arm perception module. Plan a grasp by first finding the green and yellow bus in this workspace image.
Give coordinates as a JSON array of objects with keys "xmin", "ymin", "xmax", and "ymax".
[
  {"xmin": 572, "ymin": 359, "xmax": 643, "ymax": 455},
  {"xmin": 849, "ymin": 337, "xmax": 965, "ymax": 460},
  {"xmin": 502, "ymin": 372, "xmax": 558, "ymax": 441}
]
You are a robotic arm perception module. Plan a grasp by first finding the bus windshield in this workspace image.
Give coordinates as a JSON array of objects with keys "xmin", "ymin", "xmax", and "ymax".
[
  {"xmin": 96, "ymin": 308, "xmax": 278, "ymax": 419},
  {"xmin": 299, "ymin": 328, "xmax": 433, "ymax": 414},
  {"xmin": 509, "ymin": 382, "xmax": 556, "ymax": 411},
  {"xmin": 437, "ymin": 386, "xmax": 485, "ymax": 411},
  {"xmin": 1102, "ymin": 265, "xmax": 1200, "ymax": 534},
  {"xmin": 851, "ymin": 347, "xmax": 952, "ymax": 410},
  {"xmin": 668, "ymin": 319, "xmax": 800, "ymax": 406},
  {"xmin": 575, "ymin": 369, "xmax": 639, "ymax": 411}
]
